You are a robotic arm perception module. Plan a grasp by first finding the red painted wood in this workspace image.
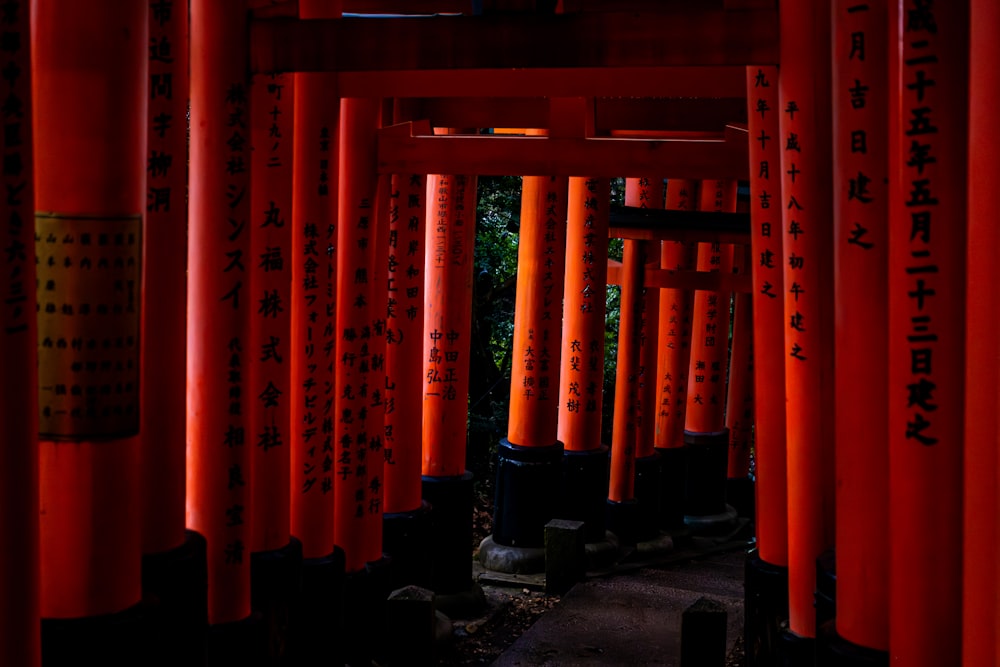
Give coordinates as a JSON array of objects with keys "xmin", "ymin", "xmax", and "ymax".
[
  {"xmin": 34, "ymin": 0, "xmax": 145, "ymax": 619},
  {"xmin": 832, "ymin": 0, "xmax": 889, "ymax": 651},
  {"xmin": 557, "ymin": 178, "xmax": 610, "ymax": 452},
  {"xmin": 779, "ymin": 0, "xmax": 835, "ymax": 638},
  {"xmin": 725, "ymin": 252, "xmax": 753, "ymax": 480},
  {"xmin": 187, "ymin": 0, "xmax": 252, "ymax": 624},
  {"xmin": 888, "ymin": 1, "xmax": 967, "ymax": 663}
]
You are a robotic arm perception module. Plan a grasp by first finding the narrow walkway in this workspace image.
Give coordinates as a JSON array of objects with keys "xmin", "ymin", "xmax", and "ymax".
[{"xmin": 488, "ymin": 542, "xmax": 749, "ymax": 666}]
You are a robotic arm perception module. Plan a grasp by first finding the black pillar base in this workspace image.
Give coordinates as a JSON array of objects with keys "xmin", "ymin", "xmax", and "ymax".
[
  {"xmin": 559, "ymin": 445, "xmax": 609, "ymax": 543},
  {"xmin": 423, "ymin": 471, "xmax": 474, "ymax": 595},
  {"xmin": 42, "ymin": 602, "xmax": 150, "ymax": 667},
  {"xmin": 683, "ymin": 429, "xmax": 730, "ymax": 519},
  {"xmin": 815, "ymin": 549, "xmax": 836, "ymax": 631},
  {"xmin": 817, "ymin": 621, "xmax": 889, "ymax": 667},
  {"xmin": 288, "ymin": 547, "xmax": 345, "ymax": 666},
  {"xmin": 492, "ymin": 438, "xmax": 564, "ymax": 548},
  {"xmin": 605, "ymin": 498, "xmax": 641, "ymax": 546},
  {"xmin": 140, "ymin": 529, "xmax": 208, "ymax": 666},
  {"xmin": 633, "ymin": 452, "xmax": 662, "ymax": 542},
  {"xmin": 727, "ymin": 475, "xmax": 755, "ymax": 520},
  {"xmin": 251, "ymin": 538, "xmax": 304, "ymax": 664},
  {"xmin": 383, "ymin": 501, "xmax": 433, "ymax": 591},
  {"xmin": 778, "ymin": 627, "xmax": 816, "ymax": 667},
  {"xmin": 343, "ymin": 556, "xmax": 393, "ymax": 667},
  {"xmin": 655, "ymin": 446, "xmax": 688, "ymax": 531},
  {"xmin": 206, "ymin": 615, "xmax": 267, "ymax": 667},
  {"xmin": 745, "ymin": 549, "xmax": 790, "ymax": 667}
]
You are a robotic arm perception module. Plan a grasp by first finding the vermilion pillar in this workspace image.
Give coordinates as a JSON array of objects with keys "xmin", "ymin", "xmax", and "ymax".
[
  {"xmin": 826, "ymin": 1, "xmax": 890, "ymax": 661},
  {"xmin": 422, "ymin": 136, "xmax": 480, "ymax": 593},
  {"xmin": 335, "ymin": 97, "xmax": 384, "ymax": 572},
  {"xmin": 382, "ymin": 165, "xmax": 431, "ymax": 587},
  {"xmin": 248, "ymin": 68, "xmax": 300, "ymax": 658},
  {"xmin": 744, "ymin": 65, "xmax": 789, "ymax": 667},
  {"xmin": 187, "ymin": 0, "xmax": 252, "ymax": 628},
  {"xmin": 654, "ymin": 179, "xmax": 697, "ymax": 531},
  {"xmin": 778, "ymin": 0, "xmax": 835, "ymax": 649},
  {"xmin": 681, "ymin": 180, "xmax": 736, "ymax": 529},
  {"xmin": 288, "ymin": 4, "xmax": 343, "ymax": 662},
  {"xmin": 0, "ymin": 2, "xmax": 36, "ymax": 664},
  {"xmin": 889, "ymin": 2, "xmax": 967, "ymax": 665},
  {"xmin": 33, "ymin": 0, "xmax": 145, "ymax": 643},
  {"xmin": 628, "ymin": 177, "xmax": 665, "ymax": 538},
  {"xmin": 606, "ymin": 238, "xmax": 644, "ymax": 544},
  {"xmin": 487, "ymin": 150, "xmax": 572, "ymax": 566},
  {"xmin": 724, "ymin": 250, "xmax": 754, "ymax": 510},
  {"xmin": 967, "ymin": 1, "xmax": 1000, "ymax": 665}
]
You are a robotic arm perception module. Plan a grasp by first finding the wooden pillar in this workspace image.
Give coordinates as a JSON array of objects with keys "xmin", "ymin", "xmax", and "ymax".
[
  {"xmin": 724, "ymin": 249, "xmax": 754, "ymax": 509},
  {"xmin": 34, "ymin": 0, "xmax": 145, "ymax": 625},
  {"xmin": 967, "ymin": 1, "xmax": 1000, "ymax": 665},
  {"xmin": 187, "ymin": 0, "xmax": 252, "ymax": 627},
  {"xmin": 744, "ymin": 64, "xmax": 789, "ymax": 667},
  {"xmin": 421, "ymin": 132, "xmax": 479, "ymax": 592},
  {"xmin": 494, "ymin": 133, "xmax": 571, "ymax": 548},
  {"xmin": 829, "ymin": 0, "xmax": 889, "ymax": 657},
  {"xmin": 0, "ymin": 2, "xmax": 37, "ymax": 664},
  {"xmin": 555, "ymin": 177, "xmax": 611, "ymax": 543},
  {"xmin": 681, "ymin": 180, "xmax": 736, "ymax": 526},
  {"xmin": 653, "ymin": 179, "xmax": 697, "ymax": 531},
  {"xmin": 888, "ymin": 1, "xmax": 967, "ymax": 664},
  {"xmin": 778, "ymin": 0, "xmax": 835, "ymax": 644}
]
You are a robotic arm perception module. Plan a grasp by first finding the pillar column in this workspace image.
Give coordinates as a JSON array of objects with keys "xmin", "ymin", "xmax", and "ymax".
[
  {"xmin": 654, "ymin": 179, "xmax": 697, "ymax": 532},
  {"xmin": 33, "ymin": 1, "xmax": 147, "ymax": 661},
  {"xmin": 821, "ymin": 2, "xmax": 890, "ymax": 664},
  {"xmin": 555, "ymin": 177, "xmax": 611, "ymax": 550},
  {"xmin": 336, "ymin": 97, "xmax": 390, "ymax": 664},
  {"xmin": 0, "ymin": 2, "xmax": 37, "ymax": 664},
  {"xmin": 140, "ymin": 2, "xmax": 207, "ymax": 663},
  {"xmin": 288, "ymin": 5, "xmax": 344, "ymax": 664},
  {"xmin": 967, "ymin": 1, "xmax": 1000, "ymax": 666},
  {"xmin": 484, "ymin": 142, "xmax": 571, "ymax": 572},
  {"xmin": 888, "ymin": 2, "xmax": 967, "ymax": 665},
  {"xmin": 421, "ymin": 138, "xmax": 480, "ymax": 596},
  {"xmin": 248, "ymin": 67, "xmax": 300, "ymax": 660},
  {"xmin": 187, "ymin": 2, "xmax": 259, "ymax": 658},
  {"xmin": 724, "ymin": 250, "xmax": 754, "ymax": 519},
  {"xmin": 628, "ymin": 177, "xmax": 665, "ymax": 539},
  {"xmin": 382, "ymin": 163, "xmax": 431, "ymax": 589},
  {"xmin": 777, "ymin": 0, "xmax": 835, "ymax": 655},
  {"xmin": 681, "ymin": 180, "xmax": 737, "ymax": 532},
  {"xmin": 744, "ymin": 64, "xmax": 789, "ymax": 667}
]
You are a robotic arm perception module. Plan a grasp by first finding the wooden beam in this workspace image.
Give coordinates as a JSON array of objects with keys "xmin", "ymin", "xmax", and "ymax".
[
  {"xmin": 608, "ymin": 206, "xmax": 750, "ymax": 244},
  {"xmin": 251, "ymin": 10, "xmax": 778, "ymax": 75},
  {"xmin": 607, "ymin": 264, "xmax": 752, "ymax": 293},
  {"xmin": 377, "ymin": 126, "xmax": 748, "ymax": 178}
]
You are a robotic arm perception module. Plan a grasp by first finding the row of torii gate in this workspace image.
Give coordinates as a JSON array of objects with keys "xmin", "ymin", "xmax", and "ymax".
[{"xmin": 1, "ymin": 1, "xmax": 998, "ymax": 666}]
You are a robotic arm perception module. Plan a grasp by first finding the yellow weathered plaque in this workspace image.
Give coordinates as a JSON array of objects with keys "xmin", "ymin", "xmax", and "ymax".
[{"xmin": 35, "ymin": 214, "xmax": 142, "ymax": 440}]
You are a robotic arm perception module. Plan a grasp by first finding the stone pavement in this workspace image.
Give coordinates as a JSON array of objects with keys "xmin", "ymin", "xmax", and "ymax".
[{"xmin": 489, "ymin": 543, "xmax": 749, "ymax": 667}]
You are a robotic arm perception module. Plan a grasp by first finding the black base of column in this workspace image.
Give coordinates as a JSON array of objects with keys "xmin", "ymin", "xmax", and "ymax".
[
  {"xmin": 492, "ymin": 439, "xmax": 564, "ymax": 548},
  {"xmin": 745, "ymin": 548, "xmax": 790, "ymax": 667},
  {"xmin": 778, "ymin": 627, "xmax": 816, "ymax": 667},
  {"xmin": 423, "ymin": 471, "xmax": 474, "ymax": 595},
  {"xmin": 605, "ymin": 498, "xmax": 641, "ymax": 546},
  {"xmin": 815, "ymin": 549, "xmax": 836, "ymax": 630},
  {"xmin": 384, "ymin": 501, "xmax": 433, "ymax": 591},
  {"xmin": 655, "ymin": 446, "xmax": 687, "ymax": 531},
  {"xmin": 817, "ymin": 621, "xmax": 889, "ymax": 667},
  {"xmin": 288, "ymin": 547, "xmax": 345, "ymax": 666},
  {"xmin": 727, "ymin": 475, "xmax": 755, "ymax": 520},
  {"xmin": 633, "ymin": 453, "xmax": 662, "ymax": 542},
  {"xmin": 559, "ymin": 445, "xmax": 609, "ymax": 543},
  {"xmin": 683, "ymin": 429, "xmax": 730, "ymax": 519},
  {"xmin": 206, "ymin": 615, "xmax": 267, "ymax": 667},
  {"xmin": 251, "ymin": 538, "xmax": 303, "ymax": 664},
  {"xmin": 42, "ymin": 602, "xmax": 150, "ymax": 667},
  {"xmin": 343, "ymin": 556, "xmax": 393, "ymax": 667},
  {"xmin": 140, "ymin": 529, "xmax": 208, "ymax": 666}
]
